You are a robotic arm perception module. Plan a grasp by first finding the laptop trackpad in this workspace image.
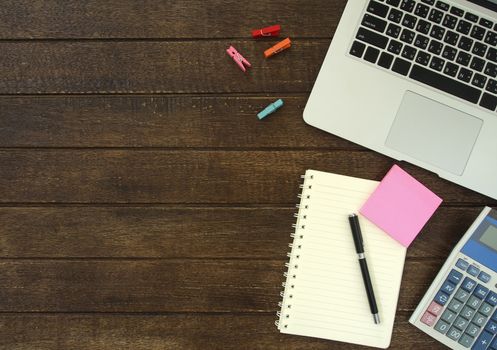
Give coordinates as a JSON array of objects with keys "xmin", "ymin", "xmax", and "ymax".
[{"xmin": 385, "ymin": 91, "xmax": 483, "ymax": 176}]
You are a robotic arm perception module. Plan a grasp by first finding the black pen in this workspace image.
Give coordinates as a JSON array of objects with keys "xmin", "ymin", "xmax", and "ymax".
[{"xmin": 348, "ymin": 213, "xmax": 380, "ymax": 324}]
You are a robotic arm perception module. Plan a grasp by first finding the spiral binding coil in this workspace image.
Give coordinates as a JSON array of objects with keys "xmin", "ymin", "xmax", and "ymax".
[{"xmin": 275, "ymin": 172, "xmax": 313, "ymax": 330}]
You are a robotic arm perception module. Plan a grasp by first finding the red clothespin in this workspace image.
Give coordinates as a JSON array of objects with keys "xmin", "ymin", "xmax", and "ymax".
[
  {"xmin": 264, "ymin": 38, "xmax": 292, "ymax": 58},
  {"xmin": 251, "ymin": 25, "xmax": 281, "ymax": 39},
  {"xmin": 226, "ymin": 46, "xmax": 252, "ymax": 73}
]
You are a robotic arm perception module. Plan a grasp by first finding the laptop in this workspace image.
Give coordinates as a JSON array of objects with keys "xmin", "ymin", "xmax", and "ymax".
[{"xmin": 304, "ymin": 0, "xmax": 497, "ymax": 200}]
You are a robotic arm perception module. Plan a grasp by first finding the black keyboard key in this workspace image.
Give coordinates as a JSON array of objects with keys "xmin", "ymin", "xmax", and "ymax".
[
  {"xmin": 410, "ymin": 64, "xmax": 481, "ymax": 103},
  {"xmin": 472, "ymin": 73, "xmax": 487, "ymax": 88},
  {"xmin": 402, "ymin": 45, "xmax": 417, "ymax": 60},
  {"xmin": 465, "ymin": 12, "xmax": 479, "ymax": 23},
  {"xmin": 414, "ymin": 34, "xmax": 430, "ymax": 49},
  {"xmin": 456, "ymin": 51, "xmax": 471, "ymax": 66},
  {"xmin": 400, "ymin": 28, "xmax": 416, "ymax": 43},
  {"xmin": 362, "ymin": 14, "xmax": 388, "ymax": 32},
  {"xmin": 450, "ymin": 6, "xmax": 464, "ymax": 17},
  {"xmin": 421, "ymin": 0, "xmax": 435, "ymax": 4},
  {"xmin": 485, "ymin": 62, "xmax": 497, "ymax": 78},
  {"xmin": 472, "ymin": 42, "xmax": 488, "ymax": 57},
  {"xmin": 442, "ymin": 46, "xmax": 457, "ymax": 61},
  {"xmin": 416, "ymin": 19, "xmax": 432, "ymax": 35},
  {"xmin": 444, "ymin": 30, "xmax": 459, "ymax": 45},
  {"xmin": 436, "ymin": 1, "xmax": 450, "ymax": 11},
  {"xmin": 388, "ymin": 8, "xmax": 403, "ymax": 23},
  {"xmin": 487, "ymin": 79, "xmax": 497, "ymax": 94},
  {"xmin": 458, "ymin": 36, "xmax": 473, "ymax": 52},
  {"xmin": 403, "ymin": 14, "xmax": 418, "ymax": 29},
  {"xmin": 367, "ymin": 1, "xmax": 389, "ymax": 18},
  {"xmin": 364, "ymin": 46, "xmax": 381, "ymax": 63},
  {"xmin": 356, "ymin": 27, "xmax": 389, "ymax": 49},
  {"xmin": 416, "ymin": 51, "xmax": 431, "ymax": 66},
  {"xmin": 387, "ymin": 0, "xmax": 401, "ymax": 6},
  {"xmin": 458, "ymin": 67, "xmax": 473, "ymax": 82},
  {"xmin": 485, "ymin": 31, "xmax": 497, "ymax": 46},
  {"xmin": 415, "ymin": 3, "xmax": 430, "ymax": 18},
  {"xmin": 480, "ymin": 93, "xmax": 497, "ymax": 111},
  {"xmin": 457, "ymin": 20, "xmax": 472, "ymax": 35},
  {"xmin": 471, "ymin": 57, "xmax": 485, "ymax": 72},
  {"xmin": 350, "ymin": 41, "xmax": 366, "ymax": 58},
  {"xmin": 388, "ymin": 39, "xmax": 403, "ymax": 54},
  {"xmin": 444, "ymin": 62, "xmax": 459, "ymax": 77},
  {"xmin": 429, "ymin": 9, "xmax": 444, "ymax": 24},
  {"xmin": 480, "ymin": 18, "xmax": 494, "ymax": 29},
  {"xmin": 392, "ymin": 57, "xmax": 412, "ymax": 75},
  {"xmin": 471, "ymin": 25, "xmax": 486, "ymax": 41},
  {"xmin": 378, "ymin": 52, "xmax": 394, "ymax": 69},
  {"xmin": 386, "ymin": 23, "xmax": 401, "ymax": 38},
  {"xmin": 442, "ymin": 14, "xmax": 458, "ymax": 30},
  {"xmin": 430, "ymin": 56, "xmax": 445, "ymax": 71},
  {"xmin": 400, "ymin": 0, "xmax": 415, "ymax": 13},
  {"xmin": 430, "ymin": 25, "xmax": 445, "ymax": 40},
  {"xmin": 487, "ymin": 47, "xmax": 497, "ymax": 63},
  {"xmin": 428, "ymin": 40, "xmax": 443, "ymax": 55}
]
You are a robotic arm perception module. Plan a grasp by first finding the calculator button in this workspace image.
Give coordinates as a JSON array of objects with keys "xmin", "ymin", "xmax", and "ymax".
[
  {"xmin": 456, "ymin": 288, "xmax": 471, "ymax": 303},
  {"xmin": 446, "ymin": 326, "xmax": 463, "ymax": 341},
  {"xmin": 473, "ymin": 313, "xmax": 488, "ymax": 327},
  {"xmin": 485, "ymin": 320, "xmax": 497, "ymax": 334},
  {"xmin": 448, "ymin": 269, "xmax": 464, "ymax": 284},
  {"xmin": 459, "ymin": 333, "xmax": 474, "ymax": 348},
  {"xmin": 473, "ymin": 330, "xmax": 493, "ymax": 350},
  {"xmin": 462, "ymin": 277, "xmax": 477, "ymax": 292},
  {"xmin": 490, "ymin": 335, "xmax": 497, "ymax": 349},
  {"xmin": 456, "ymin": 258, "xmax": 470, "ymax": 271},
  {"xmin": 421, "ymin": 311, "xmax": 437, "ymax": 326},
  {"xmin": 466, "ymin": 323, "xmax": 481, "ymax": 337},
  {"xmin": 461, "ymin": 305, "xmax": 476, "ymax": 319},
  {"xmin": 449, "ymin": 299, "xmax": 464, "ymax": 313},
  {"xmin": 478, "ymin": 271, "xmax": 491, "ymax": 283},
  {"xmin": 435, "ymin": 290, "xmax": 450, "ymax": 305},
  {"xmin": 441, "ymin": 280, "xmax": 457, "ymax": 294},
  {"xmin": 479, "ymin": 302, "xmax": 494, "ymax": 317},
  {"xmin": 427, "ymin": 300, "xmax": 444, "ymax": 316},
  {"xmin": 442, "ymin": 309, "xmax": 457, "ymax": 323},
  {"xmin": 474, "ymin": 284, "xmax": 490, "ymax": 299},
  {"xmin": 468, "ymin": 265, "xmax": 480, "ymax": 277},
  {"xmin": 491, "ymin": 309, "xmax": 497, "ymax": 322},
  {"xmin": 435, "ymin": 319, "xmax": 450, "ymax": 334},
  {"xmin": 486, "ymin": 291, "xmax": 497, "ymax": 306},
  {"xmin": 454, "ymin": 315, "xmax": 470, "ymax": 330},
  {"xmin": 468, "ymin": 295, "xmax": 483, "ymax": 309}
]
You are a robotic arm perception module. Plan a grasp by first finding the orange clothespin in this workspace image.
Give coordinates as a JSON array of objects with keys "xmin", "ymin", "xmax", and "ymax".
[{"xmin": 264, "ymin": 38, "xmax": 291, "ymax": 58}]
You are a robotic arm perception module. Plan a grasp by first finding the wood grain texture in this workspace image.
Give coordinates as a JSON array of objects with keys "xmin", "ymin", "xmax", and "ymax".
[
  {"xmin": 0, "ymin": 207, "xmax": 481, "ymax": 259},
  {"xmin": 0, "ymin": 313, "xmax": 444, "ymax": 350},
  {"xmin": 0, "ymin": 40, "xmax": 328, "ymax": 94},
  {"xmin": 0, "ymin": 259, "xmax": 440, "ymax": 313},
  {"xmin": 0, "ymin": 150, "xmax": 494, "ymax": 204},
  {"xmin": 0, "ymin": 96, "xmax": 361, "ymax": 149},
  {"xmin": 0, "ymin": 0, "xmax": 346, "ymax": 39}
]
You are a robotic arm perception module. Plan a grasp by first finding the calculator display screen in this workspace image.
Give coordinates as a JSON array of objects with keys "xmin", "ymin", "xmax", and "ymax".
[{"xmin": 479, "ymin": 225, "xmax": 497, "ymax": 251}]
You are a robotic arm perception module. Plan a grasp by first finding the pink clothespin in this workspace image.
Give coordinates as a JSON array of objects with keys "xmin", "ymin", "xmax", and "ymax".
[{"xmin": 226, "ymin": 46, "xmax": 251, "ymax": 73}]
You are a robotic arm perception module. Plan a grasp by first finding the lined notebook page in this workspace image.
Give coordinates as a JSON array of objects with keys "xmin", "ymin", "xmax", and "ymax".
[{"xmin": 278, "ymin": 169, "xmax": 407, "ymax": 348}]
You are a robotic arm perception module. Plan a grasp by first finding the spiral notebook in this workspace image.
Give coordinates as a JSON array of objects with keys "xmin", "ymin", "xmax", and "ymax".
[{"xmin": 277, "ymin": 170, "xmax": 407, "ymax": 348}]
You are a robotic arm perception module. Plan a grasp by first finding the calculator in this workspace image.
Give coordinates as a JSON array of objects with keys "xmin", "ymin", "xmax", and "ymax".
[{"xmin": 410, "ymin": 207, "xmax": 497, "ymax": 349}]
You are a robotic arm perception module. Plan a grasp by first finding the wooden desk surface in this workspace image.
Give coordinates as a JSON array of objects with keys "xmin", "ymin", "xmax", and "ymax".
[{"xmin": 0, "ymin": 1, "xmax": 496, "ymax": 349}]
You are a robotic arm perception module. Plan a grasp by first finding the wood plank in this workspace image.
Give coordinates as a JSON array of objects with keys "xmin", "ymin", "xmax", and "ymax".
[
  {"xmin": 0, "ymin": 150, "xmax": 494, "ymax": 204},
  {"xmin": 0, "ymin": 207, "xmax": 481, "ymax": 259},
  {"xmin": 0, "ymin": 96, "xmax": 361, "ymax": 149},
  {"xmin": 0, "ymin": 40, "xmax": 328, "ymax": 94},
  {"xmin": 0, "ymin": 0, "xmax": 346, "ymax": 39},
  {"xmin": 0, "ymin": 312, "xmax": 444, "ymax": 350},
  {"xmin": 0, "ymin": 259, "xmax": 441, "ymax": 313}
]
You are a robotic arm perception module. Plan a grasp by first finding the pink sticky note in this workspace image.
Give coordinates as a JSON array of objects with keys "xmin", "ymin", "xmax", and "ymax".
[{"xmin": 360, "ymin": 165, "xmax": 442, "ymax": 247}]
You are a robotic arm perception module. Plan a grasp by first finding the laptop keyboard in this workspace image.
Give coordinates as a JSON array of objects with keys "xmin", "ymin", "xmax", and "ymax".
[{"xmin": 351, "ymin": 0, "xmax": 497, "ymax": 112}]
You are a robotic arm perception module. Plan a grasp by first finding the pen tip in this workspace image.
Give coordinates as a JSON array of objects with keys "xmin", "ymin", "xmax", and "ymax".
[
  {"xmin": 349, "ymin": 213, "xmax": 357, "ymax": 218},
  {"xmin": 373, "ymin": 314, "xmax": 380, "ymax": 324}
]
